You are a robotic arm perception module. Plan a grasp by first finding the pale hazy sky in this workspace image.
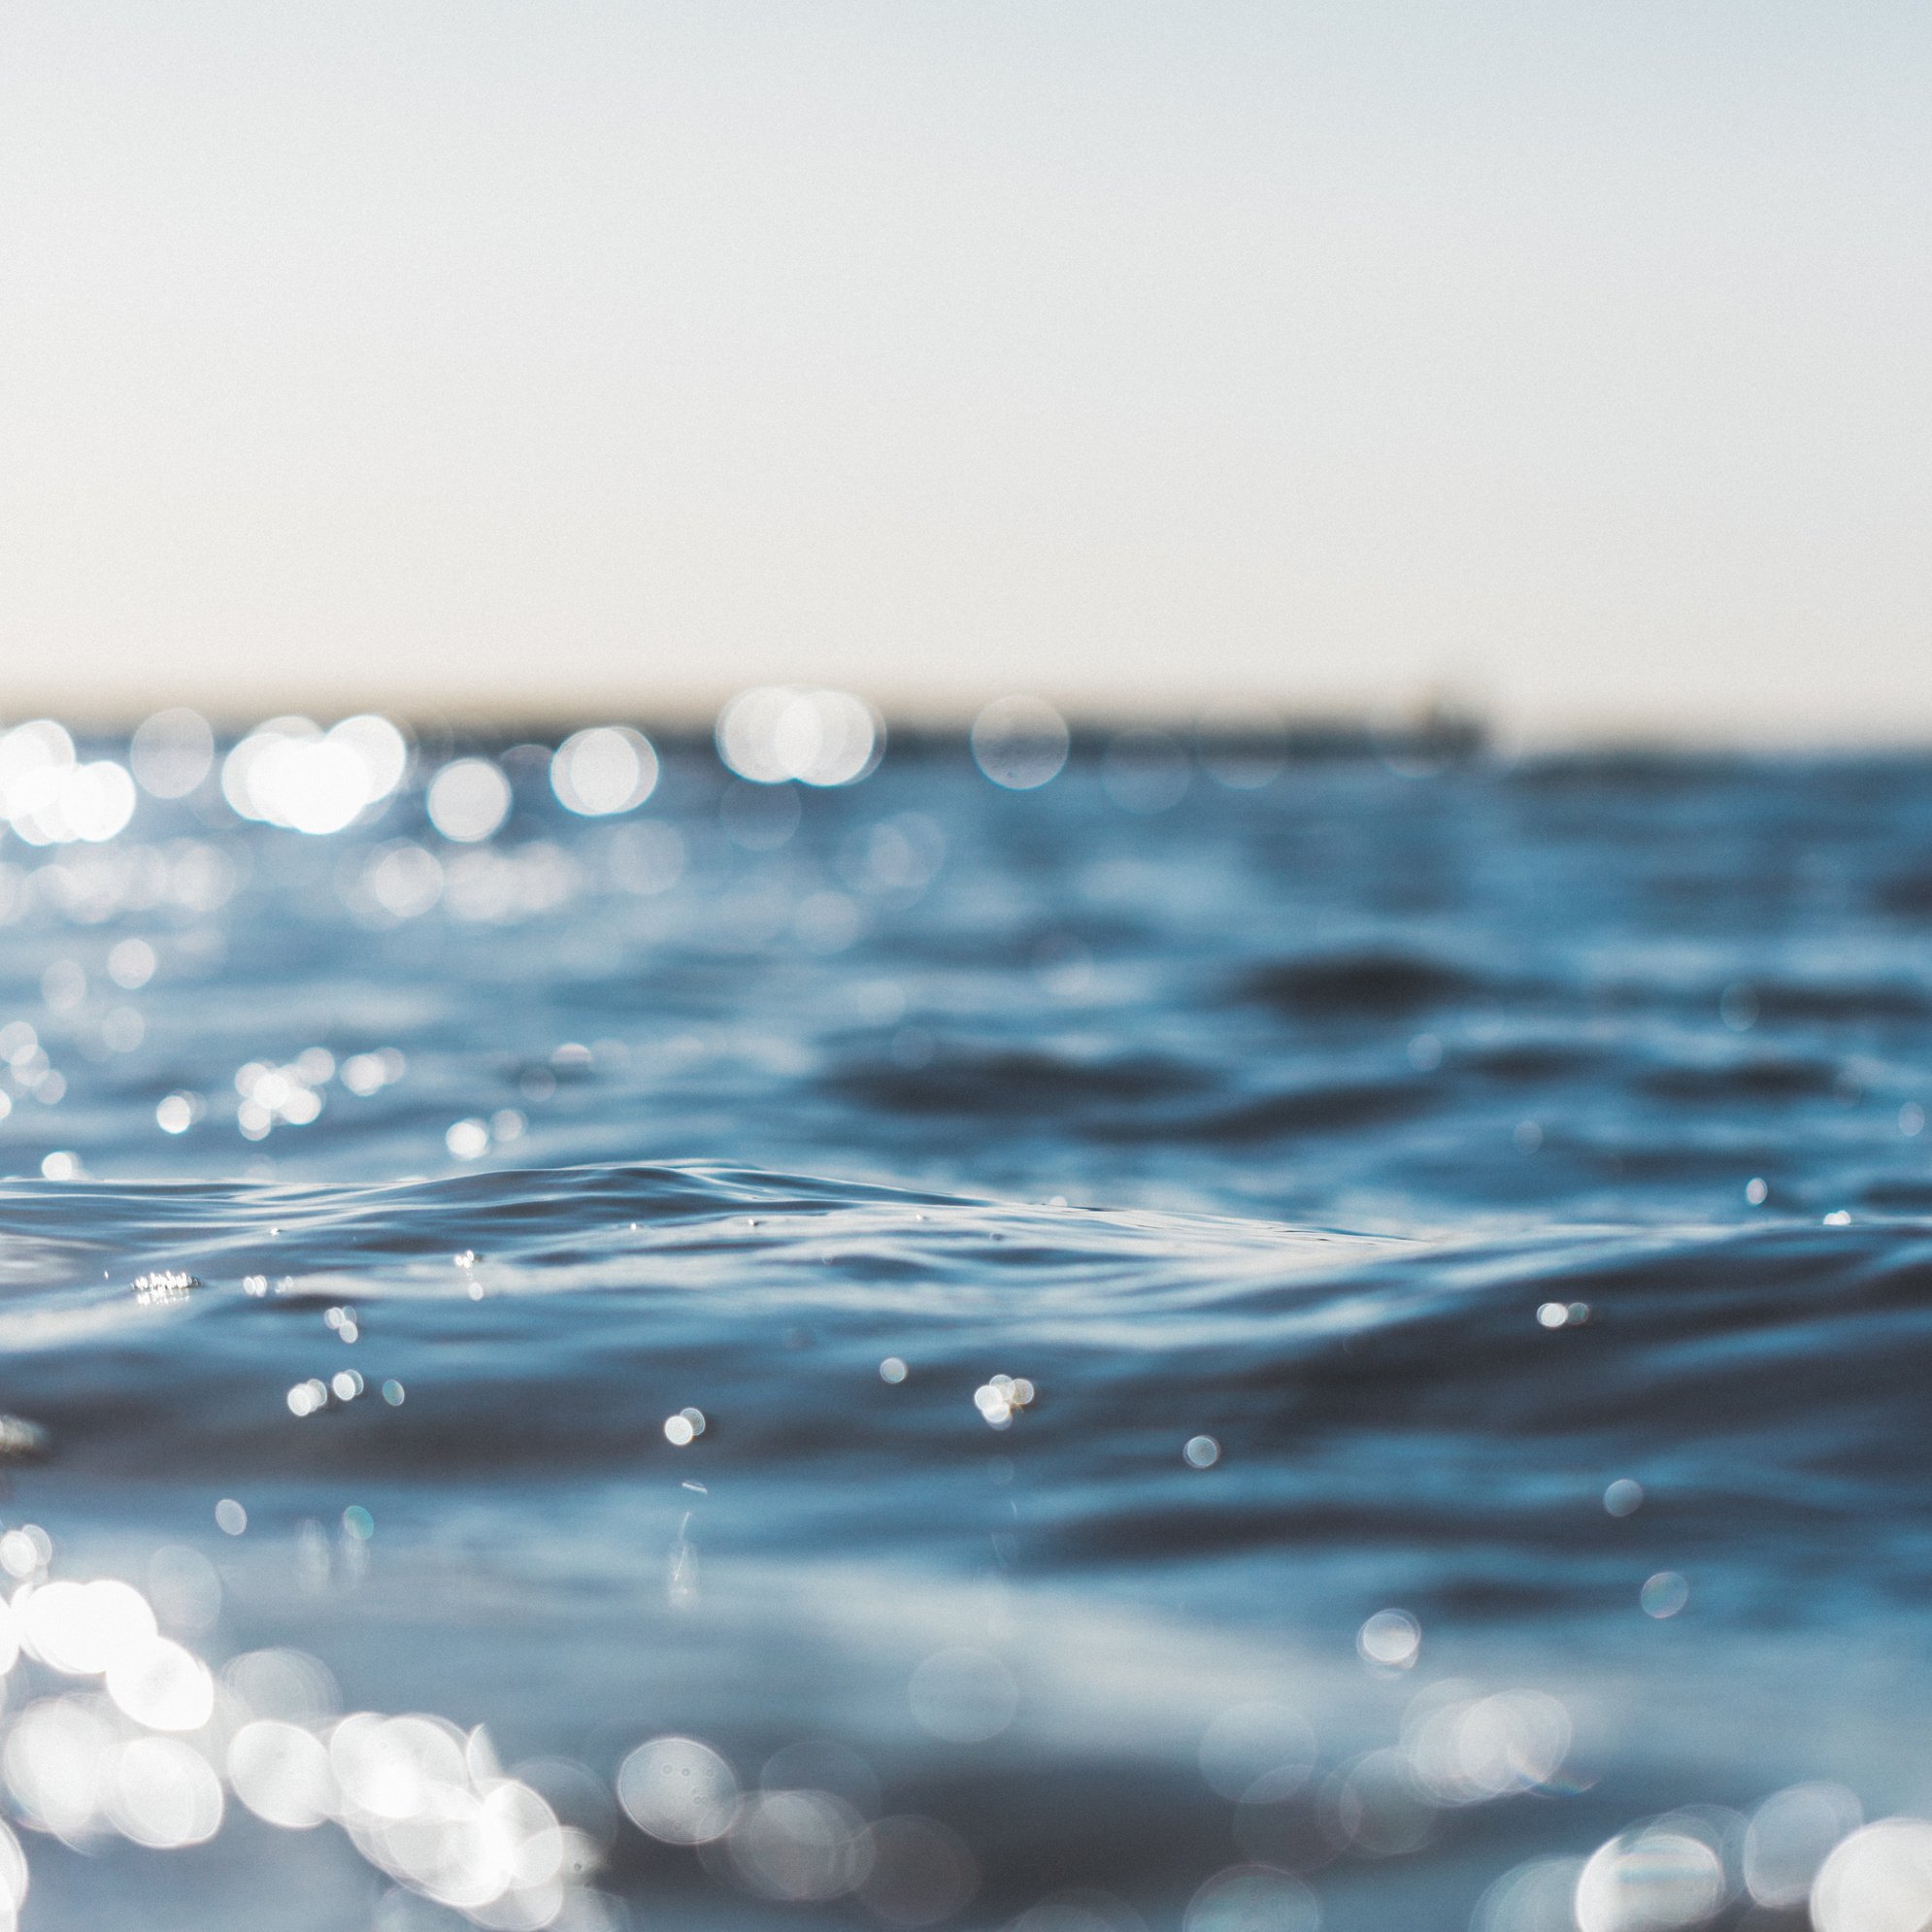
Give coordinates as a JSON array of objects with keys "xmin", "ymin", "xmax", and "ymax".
[{"xmin": 3, "ymin": 3, "xmax": 1928, "ymax": 739}]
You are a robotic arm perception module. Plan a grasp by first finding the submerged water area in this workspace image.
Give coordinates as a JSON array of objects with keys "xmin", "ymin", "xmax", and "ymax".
[{"xmin": 0, "ymin": 721, "xmax": 1929, "ymax": 1930}]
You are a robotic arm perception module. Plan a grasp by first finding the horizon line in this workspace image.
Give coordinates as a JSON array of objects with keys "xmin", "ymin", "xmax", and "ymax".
[{"xmin": 6, "ymin": 691, "xmax": 1932, "ymax": 757}]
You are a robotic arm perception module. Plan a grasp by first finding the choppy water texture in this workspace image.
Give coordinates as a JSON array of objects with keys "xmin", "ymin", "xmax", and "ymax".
[{"xmin": 1, "ymin": 738, "xmax": 1931, "ymax": 1931}]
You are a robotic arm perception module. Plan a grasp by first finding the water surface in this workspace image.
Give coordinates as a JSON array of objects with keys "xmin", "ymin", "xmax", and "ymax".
[{"xmin": 0, "ymin": 739, "xmax": 1928, "ymax": 1931}]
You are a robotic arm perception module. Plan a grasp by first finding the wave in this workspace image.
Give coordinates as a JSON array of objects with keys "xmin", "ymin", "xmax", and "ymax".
[{"xmin": 1, "ymin": 1162, "xmax": 1930, "ymax": 1926}]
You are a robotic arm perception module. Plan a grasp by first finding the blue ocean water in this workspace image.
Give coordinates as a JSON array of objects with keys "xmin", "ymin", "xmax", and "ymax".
[{"xmin": 0, "ymin": 732, "xmax": 1929, "ymax": 1931}]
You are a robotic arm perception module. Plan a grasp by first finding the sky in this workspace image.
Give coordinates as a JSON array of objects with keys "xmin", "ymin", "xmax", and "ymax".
[{"xmin": 1, "ymin": 2, "xmax": 1928, "ymax": 742}]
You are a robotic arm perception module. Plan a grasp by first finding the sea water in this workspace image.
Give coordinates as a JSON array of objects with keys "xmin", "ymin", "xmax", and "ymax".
[{"xmin": 0, "ymin": 733, "xmax": 1927, "ymax": 1931}]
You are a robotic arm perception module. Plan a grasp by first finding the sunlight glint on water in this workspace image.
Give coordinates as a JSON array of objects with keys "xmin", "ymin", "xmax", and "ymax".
[{"xmin": 0, "ymin": 708, "xmax": 1922, "ymax": 1925}]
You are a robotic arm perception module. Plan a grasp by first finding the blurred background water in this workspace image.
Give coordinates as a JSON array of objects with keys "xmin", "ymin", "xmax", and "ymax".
[{"xmin": 0, "ymin": 709, "xmax": 1927, "ymax": 1931}]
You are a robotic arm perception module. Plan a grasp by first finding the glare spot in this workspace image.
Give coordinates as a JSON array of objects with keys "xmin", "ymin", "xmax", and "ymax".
[
  {"xmin": 1604, "ymin": 1480, "xmax": 1645, "ymax": 1517},
  {"xmin": 226, "ymin": 1648, "xmax": 339, "ymax": 1728},
  {"xmin": 215, "ymin": 1498, "xmax": 248, "ymax": 1536},
  {"xmin": 973, "ymin": 1374, "xmax": 1036, "ymax": 1430},
  {"xmin": 1823, "ymin": 1209, "xmax": 1852, "ymax": 1226},
  {"xmin": 229, "ymin": 1053, "xmax": 334, "ymax": 1138},
  {"xmin": 1406, "ymin": 1688, "xmax": 1572, "ymax": 1805},
  {"xmin": 1183, "ymin": 1435, "xmax": 1221, "ymax": 1469},
  {"xmin": 221, "ymin": 716, "xmax": 408, "ymax": 834},
  {"xmin": 717, "ymin": 688, "xmax": 883, "ymax": 786},
  {"xmin": 382, "ymin": 1380, "xmax": 406, "ymax": 1406},
  {"xmin": 1408, "ymin": 1032, "xmax": 1444, "ymax": 1071},
  {"xmin": 425, "ymin": 758, "xmax": 513, "ymax": 843},
  {"xmin": 1575, "ymin": 1824, "xmax": 1726, "ymax": 1932},
  {"xmin": 1745, "ymin": 1782, "xmax": 1862, "ymax": 1910},
  {"xmin": 971, "ymin": 696, "xmax": 1070, "ymax": 790},
  {"xmin": 107, "ymin": 938, "xmax": 156, "ymax": 989},
  {"xmin": 1641, "ymin": 1571, "xmax": 1689, "ymax": 1618},
  {"xmin": 1811, "ymin": 1816, "xmax": 1932, "ymax": 1932},
  {"xmin": 1357, "ymin": 1609, "xmax": 1421, "ymax": 1669},
  {"xmin": 880, "ymin": 1357, "xmax": 908, "ymax": 1383},
  {"xmin": 129, "ymin": 708, "xmax": 216, "ymax": 799},
  {"xmin": 0, "ymin": 721, "xmax": 74, "ymax": 812},
  {"xmin": 4, "ymin": 1694, "xmax": 112, "ymax": 1840},
  {"xmin": 663, "ymin": 1411, "xmax": 703, "ymax": 1447},
  {"xmin": 342, "ymin": 1049, "xmax": 406, "ymax": 1096},
  {"xmin": 228, "ymin": 1719, "xmax": 337, "ymax": 1830},
  {"xmin": 328, "ymin": 715, "xmax": 410, "ymax": 800},
  {"xmin": 907, "ymin": 1649, "xmax": 1017, "ymax": 1744},
  {"xmin": 108, "ymin": 1732, "xmax": 222, "ymax": 1849},
  {"xmin": 615, "ymin": 1735, "xmax": 739, "ymax": 1844},
  {"xmin": 331, "ymin": 1371, "xmax": 364, "ymax": 1403},
  {"xmin": 727, "ymin": 1787, "xmax": 875, "ymax": 1901},
  {"xmin": 1471, "ymin": 1855, "xmax": 1590, "ymax": 1932},
  {"xmin": 1746, "ymin": 1177, "xmax": 1769, "ymax": 1205},
  {"xmin": 328, "ymin": 1710, "xmax": 453, "ymax": 1813},
  {"xmin": 0, "ymin": 1528, "xmax": 48, "ymax": 1581},
  {"xmin": 19, "ymin": 1577, "xmax": 155, "ymax": 1676},
  {"xmin": 106, "ymin": 1635, "xmax": 216, "ymax": 1731},
  {"xmin": 550, "ymin": 726, "xmax": 659, "ymax": 816},
  {"xmin": 133, "ymin": 1271, "xmax": 197, "ymax": 1307},
  {"xmin": 286, "ymin": 1379, "xmax": 328, "ymax": 1418},
  {"xmin": 342, "ymin": 1506, "xmax": 374, "ymax": 1541},
  {"xmin": 1719, "ymin": 983, "xmax": 1758, "ymax": 1031},
  {"xmin": 446, "ymin": 1118, "xmax": 489, "ymax": 1160},
  {"xmin": 1901, "ymin": 1103, "xmax": 1925, "ymax": 1138},
  {"xmin": 361, "ymin": 841, "xmax": 444, "ymax": 921},
  {"xmin": 1184, "ymin": 1865, "xmax": 1320, "ymax": 1932},
  {"xmin": 40, "ymin": 1152, "xmax": 80, "ymax": 1182},
  {"xmin": 0, "ymin": 1816, "xmax": 26, "ymax": 1916},
  {"xmin": 0, "ymin": 730, "xmax": 139, "ymax": 844}
]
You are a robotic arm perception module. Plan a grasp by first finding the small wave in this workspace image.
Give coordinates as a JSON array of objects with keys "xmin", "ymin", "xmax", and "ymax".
[
  {"xmin": 3, "ymin": 744, "xmax": 1932, "ymax": 1926},
  {"xmin": 831, "ymin": 1049, "xmax": 1211, "ymax": 1119},
  {"xmin": 1636, "ymin": 1051, "xmax": 1841, "ymax": 1102},
  {"xmin": 1237, "ymin": 948, "xmax": 1488, "ymax": 1018},
  {"xmin": 1455, "ymin": 1040, "xmax": 1609, "ymax": 1083},
  {"xmin": 1090, "ymin": 1078, "xmax": 1431, "ymax": 1144},
  {"xmin": 0, "ymin": 1161, "xmax": 1926, "ymax": 1925}
]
